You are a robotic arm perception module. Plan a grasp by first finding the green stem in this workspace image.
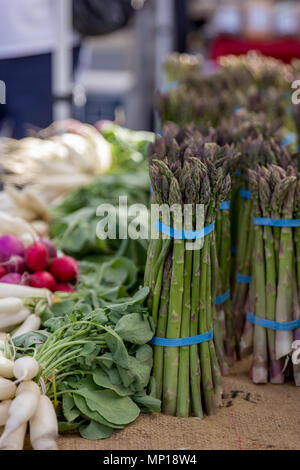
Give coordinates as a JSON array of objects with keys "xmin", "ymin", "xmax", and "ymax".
[
  {"xmin": 176, "ymin": 245, "xmax": 192, "ymax": 417},
  {"xmin": 162, "ymin": 231, "xmax": 185, "ymax": 415}
]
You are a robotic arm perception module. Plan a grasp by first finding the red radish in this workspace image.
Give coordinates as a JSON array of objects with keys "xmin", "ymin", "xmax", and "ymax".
[
  {"xmin": 29, "ymin": 272, "xmax": 56, "ymax": 292},
  {"xmin": 0, "ymin": 273, "xmax": 22, "ymax": 284},
  {"xmin": 0, "ymin": 266, "xmax": 7, "ymax": 279},
  {"xmin": 5, "ymin": 256, "xmax": 26, "ymax": 274},
  {"xmin": 25, "ymin": 242, "xmax": 49, "ymax": 272},
  {"xmin": 50, "ymin": 256, "xmax": 79, "ymax": 283},
  {"xmin": 39, "ymin": 238, "xmax": 57, "ymax": 259},
  {"xmin": 0, "ymin": 235, "xmax": 24, "ymax": 262},
  {"xmin": 55, "ymin": 283, "xmax": 75, "ymax": 293}
]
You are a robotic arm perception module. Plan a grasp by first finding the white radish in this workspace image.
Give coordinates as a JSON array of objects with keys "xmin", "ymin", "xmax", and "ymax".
[
  {"xmin": 0, "ymin": 332, "xmax": 8, "ymax": 342},
  {"xmin": 0, "ymin": 380, "xmax": 40, "ymax": 441},
  {"xmin": 0, "ymin": 284, "xmax": 52, "ymax": 300},
  {"xmin": 0, "ymin": 332, "xmax": 8, "ymax": 351},
  {"xmin": 0, "ymin": 308, "xmax": 30, "ymax": 330},
  {"xmin": 20, "ymin": 233, "xmax": 35, "ymax": 248},
  {"xmin": 30, "ymin": 395, "xmax": 58, "ymax": 450},
  {"xmin": 0, "ymin": 422, "xmax": 27, "ymax": 450},
  {"xmin": 0, "ymin": 400, "xmax": 12, "ymax": 425},
  {"xmin": 0, "ymin": 298, "xmax": 23, "ymax": 315},
  {"xmin": 12, "ymin": 314, "xmax": 41, "ymax": 339},
  {"xmin": 0, "ymin": 377, "xmax": 16, "ymax": 400},
  {"xmin": 13, "ymin": 356, "xmax": 39, "ymax": 382},
  {"xmin": 0, "ymin": 210, "xmax": 38, "ymax": 242},
  {"xmin": 0, "ymin": 356, "xmax": 14, "ymax": 378},
  {"xmin": 15, "ymin": 380, "xmax": 40, "ymax": 397}
]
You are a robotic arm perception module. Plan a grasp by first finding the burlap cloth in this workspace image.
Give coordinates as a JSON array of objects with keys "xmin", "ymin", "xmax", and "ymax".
[{"xmin": 56, "ymin": 357, "xmax": 299, "ymax": 450}]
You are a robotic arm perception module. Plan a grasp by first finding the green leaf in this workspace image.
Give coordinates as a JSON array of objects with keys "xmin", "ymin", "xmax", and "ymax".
[
  {"xmin": 108, "ymin": 257, "xmax": 138, "ymax": 289},
  {"xmin": 51, "ymin": 300, "xmax": 76, "ymax": 316},
  {"xmin": 114, "ymin": 313, "xmax": 154, "ymax": 345},
  {"xmin": 76, "ymin": 388, "xmax": 140, "ymax": 425},
  {"xmin": 117, "ymin": 355, "xmax": 151, "ymax": 392},
  {"xmin": 133, "ymin": 394, "xmax": 161, "ymax": 413},
  {"xmin": 79, "ymin": 420, "xmax": 113, "ymax": 440},
  {"xmin": 13, "ymin": 330, "xmax": 49, "ymax": 349},
  {"xmin": 73, "ymin": 394, "xmax": 124, "ymax": 429},
  {"xmin": 62, "ymin": 394, "xmax": 81, "ymax": 422},
  {"xmin": 93, "ymin": 368, "xmax": 132, "ymax": 396},
  {"xmin": 105, "ymin": 330, "xmax": 130, "ymax": 369},
  {"xmin": 58, "ymin": 421, "xmax": 82, "ymax": 432},
  {"xmin": 107, "ymin": 286, "xmax": 149, "ymax": 309}
]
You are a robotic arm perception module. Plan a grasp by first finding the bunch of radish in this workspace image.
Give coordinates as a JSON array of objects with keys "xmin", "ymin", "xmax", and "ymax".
[
  {"xmin": 0, "ymin": 234, "xmax": 79, "ymax": 293},
  {"xmin": 0, "ymin": 297, "xmax": 41, "ymax": 334},
  {"xmin": 0, "ymin": 345, "xmax": 58, "ymax": 451}
]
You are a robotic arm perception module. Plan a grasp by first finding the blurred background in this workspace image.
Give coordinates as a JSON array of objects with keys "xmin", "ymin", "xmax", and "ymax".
[{"xmin": 1, "ymin": 0, "xmax": 300, "ymax": 136}]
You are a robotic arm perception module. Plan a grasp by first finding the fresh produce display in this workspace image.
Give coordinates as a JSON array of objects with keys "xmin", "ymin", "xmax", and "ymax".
[
  {"xmin": 145, "ymin": 127, "xmax": 235, "ymax": 417},
  {"xmin": 2, "ymin": 48, "xmax": 300, "ymax": 452}
]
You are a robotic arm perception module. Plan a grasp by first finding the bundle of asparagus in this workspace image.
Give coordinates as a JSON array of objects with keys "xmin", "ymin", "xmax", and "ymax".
[
  {"xmin": 145, "ymin": 129, "xmax": 234, "ymax": 417},
  {"xmin": 240, "ymin": 165, "xmax": 300, "ymax": 385},
  {"xmin": 158, "ymin": 51, "xmax": 291, "ymax": 129},
  {"xmin": 164, "ymin": 52, "xmax": 203, "ymax": 83},
  {"xmin": 232, "ymin": 138, "xmax": 295, "ymax": 352}
]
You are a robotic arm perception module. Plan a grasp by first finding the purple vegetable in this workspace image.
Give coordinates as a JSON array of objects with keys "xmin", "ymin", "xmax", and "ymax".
[
  {"xmin": 0, "ymin": 235, "xmax": 25, "ymax": 262},
  {"xmin": 39, "ymin": 238, "xmax": 57, "ymax": 259},
  {"xmin": 0, "ymin": 273, "xmax": 22, "ymax": 284},
  {"xmin": 5, "ymin": 255, "xmax": 26, "ymax": 274}
]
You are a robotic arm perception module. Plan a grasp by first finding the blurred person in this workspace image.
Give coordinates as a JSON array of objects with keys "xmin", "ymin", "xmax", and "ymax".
[
  {"xmin": 0, "ymin": 0, "xmax": 133, "ymax": 139},
  {"xmin": 0, "ymin": 0, "xmax": 80, "ymax": 139}
]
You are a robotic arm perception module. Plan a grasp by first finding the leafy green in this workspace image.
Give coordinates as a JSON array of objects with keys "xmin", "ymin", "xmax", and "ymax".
[
  {"xmin": 13, "ymin": 287, "xmax": 160, "ymax": 441},
  {"xmin": 115, "ymin": 313, "xmax": 155, "ymax": 345},
  {"xmin": 75, "ymin": 388, "xmax": 140, "ymax": 425},
  {"xmin": 62, "ymin": 395, "xmax": 81, "ymax": 423},
  {"xmin": 79, "ymin": 421, "xmax": 113, "ymax": 440}
]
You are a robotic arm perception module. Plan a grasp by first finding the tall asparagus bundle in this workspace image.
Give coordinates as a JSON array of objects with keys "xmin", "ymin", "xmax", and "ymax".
[
  {"xmin": 231, "ymin": 139, "xmax": 295, "ymax": 353},
  {"xmin": 145, "ymin": 130, "xmax": 232, "ymax": 417},
  {"xmin": 240, "ymin": 165, "xmax": 300, "ymax": 385}
]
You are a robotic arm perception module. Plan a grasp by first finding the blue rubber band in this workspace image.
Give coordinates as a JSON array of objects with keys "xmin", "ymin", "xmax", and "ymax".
[
  {"xmin": 149, "ymin": 330, "xmax": 213, "ymax": 347},
  {"xmin": 150, "ymin": 185, "xmax": 154, "ymax": 194},
  {"xmin": 155, "ymin": 219, "xmax": 215, "ymax": 240},
  {"xmin": 215, "ymin": 289, "xmax": 230, "ymax": 305},
  {"xmin": 246, "ymin": 312, "xmax": 300, "ymax": 331},
  {"xmin": 220, "ymin": 201, "xmax": 230, "ymax": 210},
  {"xmin": 231, "ymin": 246, "xmax": 237, "ymax": 255},
  {"xmin": 235, "ymin": 170, "xmax": 241, "ymax": 176},
  {"xmin": 281, "ymin": 132, "xmax": 296, "ymax": 147},
  {"xmin": 236, "ymin": 272, "xmax": 252, "ymax": 284},
  {"xmin": 240, "ymin": 189, "xmax": 251, "ymax": 199},
  {"xmin": 253, "ymin": 217, "xmax": 300, "ymax": 227}
]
